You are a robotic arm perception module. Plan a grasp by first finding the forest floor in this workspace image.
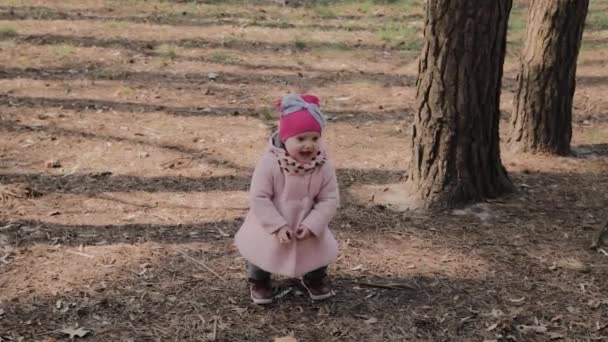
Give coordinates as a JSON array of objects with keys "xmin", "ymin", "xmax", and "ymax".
[{"xmin": 1, "ymin": 0, "xmax": 608, "ymax": 341}]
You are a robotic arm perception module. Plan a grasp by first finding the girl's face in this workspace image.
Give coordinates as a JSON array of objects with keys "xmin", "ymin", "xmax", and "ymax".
[{"xmin": 284, "ymin": 132, "xmax": 321, "ymax": 163}]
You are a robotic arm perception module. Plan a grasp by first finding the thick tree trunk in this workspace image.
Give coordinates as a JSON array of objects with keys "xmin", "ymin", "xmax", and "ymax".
[
  {"xmin": 509, "ymin": 0, "xmax": 589, "ymax": 155},
  {"xmin": 406, "ymin": 0, "xmax": 514, "ymax": 209}
]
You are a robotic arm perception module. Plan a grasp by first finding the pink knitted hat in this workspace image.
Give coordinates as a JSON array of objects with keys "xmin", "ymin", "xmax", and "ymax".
[{"xmin": 276, "ymin": 94, "xmax": 325, "ymax": 143}]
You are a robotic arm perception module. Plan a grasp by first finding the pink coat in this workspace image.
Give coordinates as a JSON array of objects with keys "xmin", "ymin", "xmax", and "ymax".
[{"xmin": 234, "ymin": 143, "xmax": 339, "ymax": 277}]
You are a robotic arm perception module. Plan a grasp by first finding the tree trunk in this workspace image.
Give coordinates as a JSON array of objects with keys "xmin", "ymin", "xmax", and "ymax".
[
  {"xmin": 508, "ymin": 0, "xmax": 589, "ymax": 155},
  {"xmin": 406, "ymin": 0, "xmax": 514, "ymax": 209}
]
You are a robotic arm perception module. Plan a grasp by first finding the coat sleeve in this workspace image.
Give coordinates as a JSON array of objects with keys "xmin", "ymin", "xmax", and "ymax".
[
  {"xmin": 249, "ymin": 154, "xmax": 288, "ymax": 234},
  {"xmin": 301, "ymin": 162, "xmax": 339, "ymax": 238}
]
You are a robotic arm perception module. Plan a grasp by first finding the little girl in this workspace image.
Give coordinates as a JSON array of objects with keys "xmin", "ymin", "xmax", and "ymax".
[{"xmin": 235, "ymin": 94, "xmax": 339, "ymax": 305}]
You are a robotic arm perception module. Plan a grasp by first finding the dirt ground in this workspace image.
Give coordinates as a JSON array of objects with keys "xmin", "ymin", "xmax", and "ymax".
[{"xmin": 1, "ymin": 1, "xmax": 608, "ymax": 341}]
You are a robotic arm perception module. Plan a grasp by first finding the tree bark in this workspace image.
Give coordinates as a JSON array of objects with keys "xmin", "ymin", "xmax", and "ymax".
[
  {"xmin": 509, "ymin": 0, "xmax": 589, "ymax": 155},
  {"xmin": 406, "ymin": 0, "xmax": 514, "ymax": 209}
]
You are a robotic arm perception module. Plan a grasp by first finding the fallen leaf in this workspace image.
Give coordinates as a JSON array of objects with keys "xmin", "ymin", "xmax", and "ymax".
[
  {"xmin": 488, "ymin": 309, "xmax": 504, "ymax": 318},
  {"xmin": 45, "ymin": 160, "xmax": 61, "ymax": 168},
  {"xmin": 460, "ymin": 316, "xmax": 475, "ymax": 324},
  {"xmin": 364, "ymin": 317, "xmax": 378, "ymax": 324},
  {"xmin": 61, "ymin": 327, "xmax": 90, "ymax": 339},
  {"xmin": 0, "ymin": 224, "xmax": 15, "ymax": 232},
  {"xmin": 452, "ymin": 209, "xmax": 468, "ymax": 216},
  {"xmin": 508, "ymin": 296, "xmax": 526, "ymax": 303},
  {"xmin": 486, "ymin": 323, "xmax": 498, "ymax": 331},
  {"xmin": 547, "ymin": 332, "xmax": 564, "ymax": 340},
  {"xmin": 217, "ymin": 229, "xmax": 230, "ymax": 237},
  {"xmin": 20, "ymin": 226, "xmax": 39, "ymax": 233},
  {"xmin": 350, "ymin": 264, "xmax": 363, "ymax": 271},
  {"xmin": 273, "ymin": 337, "xmax": 297, "ymax": 342},
  {"xmin": 232, "ymin": 307, "xmax": 247, "ymax": 315},
  {"xmin": 566, "ymin": 306, "xmax": 580, "ymax": 314},
  {"xmin": 516, "ymin": 325, "xmax": 547, "ymax": 334},
  {"xmin": 557, "ymin": 258, "xmax": 590, "ymax": 272}
]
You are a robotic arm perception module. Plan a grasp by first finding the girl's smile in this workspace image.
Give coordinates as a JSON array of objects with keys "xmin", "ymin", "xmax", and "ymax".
[{"xmin": 285, "ymin": 132, "xmax": 321, "ymax": 163}]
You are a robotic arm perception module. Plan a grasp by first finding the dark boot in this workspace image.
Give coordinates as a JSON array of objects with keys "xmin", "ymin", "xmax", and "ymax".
[
  {"xmin": 249, "ymin": 277, "xmax": 273, "ymax": 305},
  {"xmin": 301, "ymin": 272, "xmax": 334, "ymax": 301}
]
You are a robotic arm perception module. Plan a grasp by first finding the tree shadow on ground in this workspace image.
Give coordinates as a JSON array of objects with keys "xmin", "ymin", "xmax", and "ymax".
[
  {"xmin": 0, "ymin": 167, "xmax": 403, "ymax": 246},
  {"xmin": 1, "ymin": 168, "xmax": 605, "ymax": 252},
  {"xmin": 571, "ymin": 143, "xmax": 608, "ymax": 157},
  {"xmin": 0, "ymin": 5, "xmax": 423, "ymax": 30},
  {"xmin": 6, "ymin": 32, "xmax": 388, "ymax": 54},
  {"xmin": 1, "ymin": 168, "xmax": 607, "ymax": 340},
  {"xmin": 0, "ymin": 172, "xmax": 251, "ymax": 194},
  {"xmin": 577, "ymin": 58, "xmax": 608, "ymax": 68},
  {"xmin": 1, "ymin": 266, "xmax": 603, "ymax": 341},
  {"xmin": 1, "ymin": 95, "xmax": 411, "ymax": 123},
  {"xmin": 0, "ymin": 168, "xmax": 403, "ymax": 196},
  {"xmin": 0, "ymin": 65, "xmax": 416, "ymax": 88}
]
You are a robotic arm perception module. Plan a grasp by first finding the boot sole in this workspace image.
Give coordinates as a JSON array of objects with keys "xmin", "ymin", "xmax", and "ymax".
[
  {"xmin": 250, "ymin": 289, "xmax": 273, "ymax": 305},
  {"xmin": 301, "ymin": 279, "xmax": 334, "ymax": 301}
]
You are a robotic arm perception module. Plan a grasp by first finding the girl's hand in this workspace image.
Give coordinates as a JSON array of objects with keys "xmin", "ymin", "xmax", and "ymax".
[
  {"xmin": 295, "ymin": 226, "xmax": 311, "ymax": 240},
  {"xmin": 275, "ymin": 226, "xmax": 292, "ymax": 244}
]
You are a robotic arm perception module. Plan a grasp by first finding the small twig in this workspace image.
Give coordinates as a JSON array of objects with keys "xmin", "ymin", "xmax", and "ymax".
[
  {"xmin": 211, "ymin": 317, "xmax": 218, "ymax": 341},
  {"xmin": 66, "ymin": 250, "xmax": 95, "ymax": 259},
  {"xmin": 62, "ymin": 164, "xmax": 81, "ymax": 177},
  {"xmin": 356, "ymin": 282, "xmax": 416, "ymax": 291},
  {"xmin": 1, "ymin": 253, "xmax": 13, "ymax": 264},
  {"xmin": 33, "ymin": 329, "xmax": 63, "ymax": 337},
  {"xmin": 137, "ymin": 125, "xmax": 162, "ymax": 135},
  {"xmin": 175, "ymin": 249, "xmax": 228, "ymax": 283},
  {"xmin": 275, "ymin": 287, "xmax": 294, "ymax": 299},
  {"xmin": 152, "ymin": 323, "xmax": 170, "ymax": 337},
  {"xmin": 331, "ymin": 327, "xmax": 352, "ymax": 341},
  {"xmin": 0, "ymin": 223, "xmax": 15, "ymax": 231},
  {"xmin": 94, "ymin": 193, "xmax": 156, "ymax": 209},
  {"xmin": 151, "ymin": 213, "xmax": 174, "ymax": 222},
  {"xmin": 265, "ymin": 322, "xmax": 282, "ymax": 334},
  {"xmin": 398, "ymin": 327, "xmax": 408, "ymax": 338}
]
